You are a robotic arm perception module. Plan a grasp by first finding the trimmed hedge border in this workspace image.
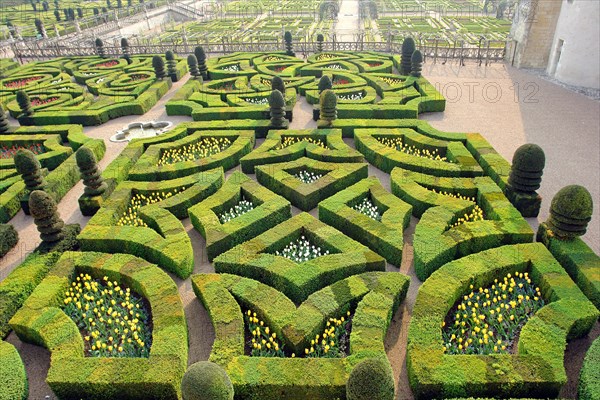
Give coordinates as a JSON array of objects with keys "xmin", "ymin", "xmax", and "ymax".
[
  {"xmin": 9, "ymin": 251, "xmax": 188, "ymax": 400},
  {"xmin": 537, "ymin": 223, "xmax": 600, "ymax": 311},
  {"xmin": 240, "ymin": 128, "xmax": 364, "ymax": 173},
  {"xmin": 407, "ymin": 243, "xmax": 599, "ymax": 399},
  {"xmin": 189, "ymin": 171, "xmax": 291, "ymax": 261},
  {"xmin": 319, "ymin": 177, "xmax": 412, "ymax": 266},
  {"xmin": 0, "ymin": 223, "xmax": 18, "ymax": 257},
  {"xmin": 192, "ymin": 271, "xmax": 409, "ymax": 399},
  {"xmin": 579, "ymin": 336, "xmax": 600, "ymax": 400},
  {"xmin": 0, "ymin": 340, "xmax": 28, "ymax": 400},
  {"xmin": 214, "ymin": 212, "xmax": 386, "ymax": 303},
  {"xmin": 255, "ymin": 157, "xmax": 368, "ymax": 211}
]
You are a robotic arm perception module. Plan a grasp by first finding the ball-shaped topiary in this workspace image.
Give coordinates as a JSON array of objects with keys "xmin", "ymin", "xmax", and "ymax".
[
  {"xmin": 346, "ymin": 358, "xmax": 395, "ymax": 400},
  {"xmin": 401, "ymin": 36, "xmax": 416, "ymax": 75},
  {"xmin": 16, "ymin": 90, "xmax": 33, "ymax": 116},
  {"xmin": 0, "ymin": 104, "xmax": 10, "ymax": 133},
  {"xmin": 271, "ymin": 75, "xmax": 286, "ymax": 95},
  {"xmin": 318, "ymin": 75, "xmax": 332, "ymax": 93},
  {"xmin": 269, "ymin": 89, "xmax": 287, "ymax": 127},
  {"xmin": 508, "ymin": 143, "xmax": 545, "ymax": 193},
  {"xmin": 187, "ymin": 54, "xmax": 201, "ymax": 79},
  {"xmin": 181, "ymin": 361, "xmax": 234, "ymax": 400},
  {"xmin": 14, "ymin": 149, "xmax": 46, "ymax": 192},
  {"xmin": 410, "ymin": 49, "xmax": 423, "ymax": 77},
  {"xmin": 29, "ymin": 190, "xmax": 65, "ymax": 243},
  {"xmin": 152, "ymin": 55, "xmax": 166, "ymax": 80},
  {"xmin": 547, "ymin": 185, "xmax": 593, "ymax": 239},
  {"xmin": 320, "ymin": 89, "xmax": 337, "ymax": 122},
  {"xmin": 76, "ymin": 147, "xmax": 107, "ymax": 196}
]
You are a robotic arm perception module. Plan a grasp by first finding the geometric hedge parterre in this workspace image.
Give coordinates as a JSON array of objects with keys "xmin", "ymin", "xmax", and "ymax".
[{"xmin": 0, "ymin": 50, "xmax": 598, "ymax": 400}]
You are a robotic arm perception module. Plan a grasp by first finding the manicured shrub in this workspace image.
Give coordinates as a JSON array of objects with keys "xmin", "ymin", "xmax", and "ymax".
[
  {"xmin": 578, "ymin": 336, "xmax": 600, "ymax": 400},
  {"xmin": 194, "ymin": 46, "xmax": 208, "ymax": 80},
  {"xmin": 76, "ymin": 147, "xmax": 107, "ymax": 196},
  {"xmin": 271, "ymin": 75, "xmax": 285, "ymax": 95},
  {"xmin": 0, "ymin": 341, "xmax": 28, "ymax": 400},
  {"xmin": 152, "ymin": 55, "xmax": 166, "ymax": 80},
  {"xmin": 269, "ymin": 89, "xmax": 287, "ymax": 127},
  {"xmin": 508, "ymin": 143, "xmax": 545, "ymax": 193},
  {"xmin": 34, "ymin": 18, "xmax": 45, "ymax": 37},
  {"xmin": 181, "ymin": 361, "xmax": 234, "ymax": 400},
  {"xmin": 16, "ymin": 90, "xmax": 32, "ymax": 116},
  {"xmin": 29, "ymin": 190, "xmax": 65, "ymax": 243},
  {"xmin": 346, "ymin": 357, "xmax": 395, "ymax": 400},
  {"xmin": 0, "ymin": 104, "xmax": 10, "ymax": 133},
  {"xmin": 95, "ymin": 38, "xmax": 105, "ymax": 58},
  {"xmin": 166, "ymin": 50, "xmax": 178, "ymax": 82},
  {"xmin": 120, "ymin": 37, "xmax": 131, "ymax": 64},
  {"xmin": 187, "ymin": 54, "xmax": 201, "ymax": 79},
  {"xmin": 54, "ymin": 9, "xmax": 61, "ymax": 21},
  {"xmin": 318, "ymin": 75, "xmax": 332, "ymax": 93},
  {"xmin": 411, "ymin": 49, "xmax": 423, "ymax": 77},
  {"xmin": 316, "ymin": 33, "xmax": 324, "ymax": 53},
  {"xmin": 547, "ymin": 185, "xmax": 593, "ymax": 239},
  {"xmin": 284, "ymin": 31, "xmax": 294, "ymax": 56},
  {"xmin": 401, "ymin": 36, "xmax": 416, "ymax": 75},
  {"xmin": 0, "ymin": 224, "xmax": 18, "ymax": 257},
  {"xmin": 320, "ymin": 89, "xmax": 337, "ymax": 123},
  {"xmin": 14, "ymin": 149, "xmax": 46, "ymax": 192}
]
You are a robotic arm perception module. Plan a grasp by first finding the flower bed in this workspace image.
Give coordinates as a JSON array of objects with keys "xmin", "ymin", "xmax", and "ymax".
[
  {"xmin": 3, "ymin": 75, "xmax": 42, "ymax": 89},
  {"xmin": 276, "ymin": 136, "xmax": 327, "ymax": 150},
  {"xmin": 333, "ymin": 77, "xmax": 350, "ymax": 85},
  {"xmin": 338, "ymin": 92, "xmax": 365, "ymax": 101},
  {"xmin": 117, "ymin": 190, "xmax": 183, "ymax": 227},
  {"xmin": 294, "ymin": 169, "xmax": 323, "ymax": 184},
  {"xmin": 63, "ymin": 273, "xmax": 152, "ymax": 358},
  {"xmin": 431, "ymin": 189, "xmax": 485, "ymax": 228},
  {"xmin": 31, "ymin": 97, "xmax": 59, "ymax": 107},
  {"xmin": 0, "ymin": 143, "xmax": 44, "ymax": 159},
  {"xmin": 442, "ymin": 271, "xmax": 544, "ymax": 355},
  {"xmin": 241, "ymin": 97, "xmax": 269, "ymax": 105},
  {"xmin": 221, "ymin": 64, "xmax": 241, "ymax": 72},
  {"xmin": 377, "ymin": 136, "xmax": 449, "ymax": 162},
  {"xmin": 157, "ymin": 137, "xmax": 232, "ymax": 166},
  {"xmin": 218, "ymin": 197, "xmax": 254, "ymax": 224},
  {"xmin": 130, "ymin": 74, "xmax": 150, "ymax": 81},
  {"xmin": 94, "ymin": 60, "xmax": 119, "ymax": 68},
  {"xmin": 352, "ymin": 197, "xmax": 382, "ymax": 221},
  {"xmin": 274, "ymin": 234, "xmax": 330, "ymax": 263}
]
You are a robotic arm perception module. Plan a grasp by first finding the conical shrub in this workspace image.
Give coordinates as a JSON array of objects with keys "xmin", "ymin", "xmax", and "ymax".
[
  {"xmin": 121, "ymin": 37, "xmax": 131, "ymax": 64},
  {"xmin": 14, "ymin": 149, "xmax": 46, "ymax": 192},
  {"xmin": 411, "ymin": 50, "xmax": 423, "ymax": 77},
  {"xmin": 271, "ymin": 75, "xmax": 285, "ymax": 95},
  {"xmin": 400, "ymin": 36, "xmax": 415, "ymax": 75},
  {"xmin": 152, "ymin": 55, "xmax": 166, "ymax": 79},
  {"xmin": 284, "ymin": 31, "xmax": 294, "ymax": 56},
  {"xmin": 95, "ymin": 38, "xmax": 105, "ymax": 58},
  {"xmin": 547, "ymin": 185, "xmax": 593, "ymax": 239},
  {"xmin": 16, "ymin": 90, "xmax": 33, "ymax": 116},
  {"xmin": 508, "ymin": 144, "xmax": 545, "ymax": 193},
  {"xmin": 269, "ymin": 89, "xmax": 287, "ymax": 127},
  {"xmin": 76, "ymin": 147, "xmax": 107, "ymax": 196},
  {"xmin": 318, "ymin": 75, "xmax": 332, "ymax": 93},
  {"xmin": 0, "ymin": 104, "xmax": 10, "ymax": 133},
  {"xmin": 316, "ymin": 33, "xmax": 324, "ymax": 53},
  {"xmin": 320, "ymin": 89, "xmax": 337, "ymax": 122},
  {"xmin": 187, "ymin": 54, "xmax": 201, "ymax": 79},
  {"xmin": 165, "ymin": 50, "xmax": 178, "ymax": 82},
  {"xmin": 194, "ymin": 46, "xmax": 208, "ymax": 80},
  {"xmin": 29, "ymin": 190, "xmax": 65, "ymax": 243}
]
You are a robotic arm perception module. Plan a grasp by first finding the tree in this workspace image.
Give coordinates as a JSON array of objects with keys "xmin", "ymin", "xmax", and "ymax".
[
  {"xmin": 93, "ymin": 7, "xmax": 99, "ymax": 16},
  {"xmin": 269, "ymin": 89, "xmax": 287, "ymax": 128},
  {"xmin": 106, "ymin": 0, "xmax": 112, "ymax": 8},
  {"xmin": 30, "ymin": 1, "xmax": 37, "ymax": 11},
  {"xmin": 95, "ymin": 38, "xmax": 106, "ymax": 58},
  {"xmin": 316, "ymin": 33, "xmax": 324, "ymax": 53},
  {"xmin": 165, "ymin": 50, "xmax": 178, "ymax": 82},
  {"xmin": 318, "ymin": 75, "xmax": 332, "ymax": 93},
  {"xmin": 0, "ymin": 104, "xmax": 10, "ymax": 134},
  {"xmin": 63, "ymin": 8, "xmax": 68, "ymax": 20},
  {"xmin": 34, "ymin": 18, "xmax": 45, "ymax": 37},
  {"xmin": 29, "ymin": 190, "xmax": 65, "ymax": 243},
  {"xmin": 496, "ymin": 0, "xmax": 508, "ymax": 19},
  {"xmin": 76, "ymin": 147, "xmax": 107, "ymax": 196},
  {"xmin": 42, "ymin": 1, "xmax": 49, "ymax": 11},
  {"xmin": 194, "ymin": 46, "xmax": 208, "ymax": 80},
  {"xmin": 400, "ymin": 36, "xmax": 416, "ymax": 75},
  {"xmin": 77, "ymin": 7, "xmax": 83, "ymax": 18},
  {"xmin": 68, "ymin": 8, "xmax": 75, "ymax": 21},
  {"xmin": 16, "ymin": 90, "xmax": 33, "ymax": 116},
  {"xmin": 120, "ymin": 37, "xmax": 131, "ymax": 64},
  {"xmin": 54, "ymin": 9, "xmax": 61, "ymax": 21},
  {"xmin": 152, "ymin": 55, "xmax": 166, "ymax": 79},
  {"xmin": 187, "ymin": 54, "xmax": 201, "ymax": 79},
  {"xmin": 284, "ymin": 31, "xmax": 294, "ymax": 56},
  {"xmin": 319, "ymin": 89, "xmax": 337, "ymax": 124},
  {"xmin": 410, "ymin": 50, "xmax": 423, "ymax": 77},
  {"xmin": 271, "ymin": 75, "xmax": 285, "ymax": 95},
  {"xmin": 15, "ymin": 149, "xmax": 47, "ymax": 213},
  {"xmin": 117, "ymin": 0, "xmax": 122, "ymax": 8}
]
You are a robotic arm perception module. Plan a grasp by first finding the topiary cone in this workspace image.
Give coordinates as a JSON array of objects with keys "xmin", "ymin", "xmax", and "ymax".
[
  {"xmin": 401, "ymin": 36, "xmax": 416, "ymax": 75},
  {"xmin": 95, "ymin": 37, "xmax": 105, "ymax": 58},
  {"xmin": 187, "ymin": 54, "xmax": 201, "ymax": 79},
  {"xmin": 316, "ymin": 33, "xmax": 324, "ymax": 53},
  {"xmin": 165, "ymin": 50, "xmax": 178, "ymax": 81},
  {"xmin": 508, "ymin": 144, "xmax": 545, "ymax": 193},
  {"xmin": 284, "ymin": 31, "xmax": 294, "ymax": 56},
  {"xmin": 320, "ymin": 89, "xmax": 337, "ymax": 122},
  {"xmin": 16, "ymin": 90, "xmax": 33, "ymax": 116},
  {"xmin": 76, "ymin": 147, "xmax": 107, "ymax": 196},
  {"xmin": 411, "ymin": 49, "xmax": 423, "ymax": 77},
  {"xmin": 318, "ymin": 75, "xmax": 332, "ymax": 93},
  {"xmin": 0, "ymin": 104, "xmax": 10, "ymax": 133},
  {"xmin": 269, "ymin": 89, "xmax": 287, "ymax": 127},
  {"xmin": 14, "ymin": 149, "xmax": 46, "ymax": 192},
  {"xmin": 181, "ymin": 361, "xmax": 234, "ymax": 400},
  {"xmin": 346, "ymin": 357, "xmax": 395, "ymax": 400},
  {"xmin": 546, "ymin": 185, "xmax": 593, "ymax": 239},
  {"xmin": 152, "ymin": 55, "xmax": 166, "ymax": 79},
  {"xmin": 29, "ymin": 190, "xmax": 65, "ymax": 243},
  {"xmin": 271, "ymin": 75, "xmax": 286, "ymax": 95},
  {"xmin": 194, "ymin": 46, "xmax": 208, "ymax": 80}
]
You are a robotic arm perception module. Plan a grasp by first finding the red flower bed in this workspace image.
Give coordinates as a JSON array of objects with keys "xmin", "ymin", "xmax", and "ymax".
[
  {"xmin": 31, "ymin": 97, "xmax": 59, "ymax": 107},
  {"xmin": 333, "ymin": 78, "xmax": 349, "ymax": 86},
  {"xmin": 129, "ymin": 74, "xmax": 149, "ymax": 81},
  {"xmin": 95, "ymin": 60, "xmax": 119, "ymax": 68},
  {"xmin": 273, "ymin": 66, "xmax": 287, "ymax": 72},
  {"xmin": 3, "ymin": 76, "xmax": 43, "ymax": 89},
  {"xmin": 0, "ymin": 143, "xmax": 44, "ymax": 159},
  {"xmin": 367, "ymin": 62, "xmax": 383, "ymax": 67}
]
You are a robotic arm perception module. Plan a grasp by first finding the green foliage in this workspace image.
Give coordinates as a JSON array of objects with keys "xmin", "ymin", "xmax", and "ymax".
[
  {"xmin": 411, "ymin": 50, "xmax": 423, "ymax": 77},
  {"xmin": 120, "ymin": 38, "xmax": 131, "ymax": 64},
  {"xmin": 320, "ymin": 89, "xmax": 337, "ymax": 122},
  {"xmin": 194, "ymin": 46, "xmax": 208, "ymax": 79},
  {"xmin": 181, "ymin": 361, "xmax": 234, "ymax": 400},
  {"xmin": 95, "ymin": 38, "xmax": 105, "ymax": 58},
  {"xmin": 0, "ymin": 224, "xmax": 18, "ymax": 257},
  {"xmin": 165, "ymin": 50, "xmax": 178, "ymax": 82},
  {"xmin": 187, "ymin": 54, "xmax": 201, "ymax": 79},
  {"xmin": 29, "ymin": 190, "xmax": 65, "ymax": 243},
  {"xmin": 0, "ymin": 341, "xmax": 28, "ymax": 400},
  {"xmin": 508, "ymin": 143, "xmax": 545, "ymax": 193},
  {"xmin": 346, "ymin": 357, "xmax": 395, "ymax": 400},
  {"xmin": 271, "ymin": 75, "xmax": 286, "ymax": 95},
  {"xmin": 316, "ymin": 33, "xmax": 324, "ymax": 53},
  {"xmin": 76, "ymin": 147, "xmax": 107, "ymax": 196},
  {"xmin": 15, "ymin": 90, "xmax": 32, "ymax": 116},
  {"xmin": 547, "ymin": 185, "xmax": 593, "ymax": 238},
  {"xmin": 284, "ymin": 31, "xmax": 294, "ymax": 56},
  {"xmin": 318, "ymin": 75, "xmax": 332, "ymax": 93},
  {"xmin": 0, "ymin": 104, "xmax": 10, "ymax": 133},
  {"xmin": 152, "ymin": 55, "xmax": 166, "ymax": 79},
  {"xmin": 269, "ymin": 89, "xmax": 287, "ymax": 127},
  {"xmin": 579, "ymin": 336, "xmax": 600, "ymax": 400},
  {"xmin": 14, "ymin": 149, "xmax": 46, "ymax": 191},
  {"xmin": 401, "ymin": 36, "xmax": 416, "ymax": 75},
  {"xmin": 34, "ymin": 18, "xmax": 44, "ymax": 36}
]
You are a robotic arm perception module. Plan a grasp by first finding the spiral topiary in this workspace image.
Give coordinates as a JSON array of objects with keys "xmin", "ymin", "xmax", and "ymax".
[
  {"xmin": 0, "ymin": 104, "xmax": 10, "ymax": 133},
  {"xmin": 271, "ymin": 75, "xmax": 285, "ymax": 95},
  {"xmin": 29, "ymin": 190, "xmax": 65, "ymax": 243},
  {"xmin": 14, "ymin": 149, "xmax": 46, "ymax": 192},
  {"xmin": 187, "ymin": 54, "xmax": 201, "ymax": 79},
  {"xmin": 411, "ymin": 49, "xmax": 423, "ymax": 77},
  {"xmin": 194, "ymin": 46, "xmax": 208, "ymax": 80},
  {"xmin": 152, "ymin": 55, "xmax": 166, "ymax": 80},
  {"xmin": 284, "ymin": 31, "xmax": 294, "ymax": 56},
  {"xmin": 401, "ymin": 36, "xmax": 416, "ymax": 75},
  {"xmin": 16, "ymin": 90, "xmax": 33, "ymax": 116},
  {"xmin": 316, "ymin": 33, "xmax": 324, "ymax": 53},
  {"xmin": 320, "ymin": 89, "xmax": 337, "ymax": 122},
  {"xmin": 269, "ymin": 89, "xmax": 287, "ymax": 127},
  {"xmin": 165, "ymin": 50, "xmax": 178, "ymax": 81},
  {"xmin": 546, "ymin": 185, "xmax": 593, "ymax": 239},
  {"xmin": 181, "ymin": 361, "xmax": 234, "ymax": 400},
  {"xmin": 346, "ymin": 358, "xmax": 395, "ymax": 400},
  {"xmin": 508, "ymin": 143, "xmax": 545, "ymax": 193},
  {"xmin": 318, "ymin": 75, "xmax": 332, "ymax": 93},
  {"xmin": 76, "ymin": 147, "xmax": 107, "ymax": 196},
  {"xmin": 95, "ymin": 38, "xmax": 105, "ymax": 58}
]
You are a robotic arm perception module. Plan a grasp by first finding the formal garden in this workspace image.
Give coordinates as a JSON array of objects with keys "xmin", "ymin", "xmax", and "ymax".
[{"xmin": 0, "ymin": 23, "xmax": 598, "ymax": 400}]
